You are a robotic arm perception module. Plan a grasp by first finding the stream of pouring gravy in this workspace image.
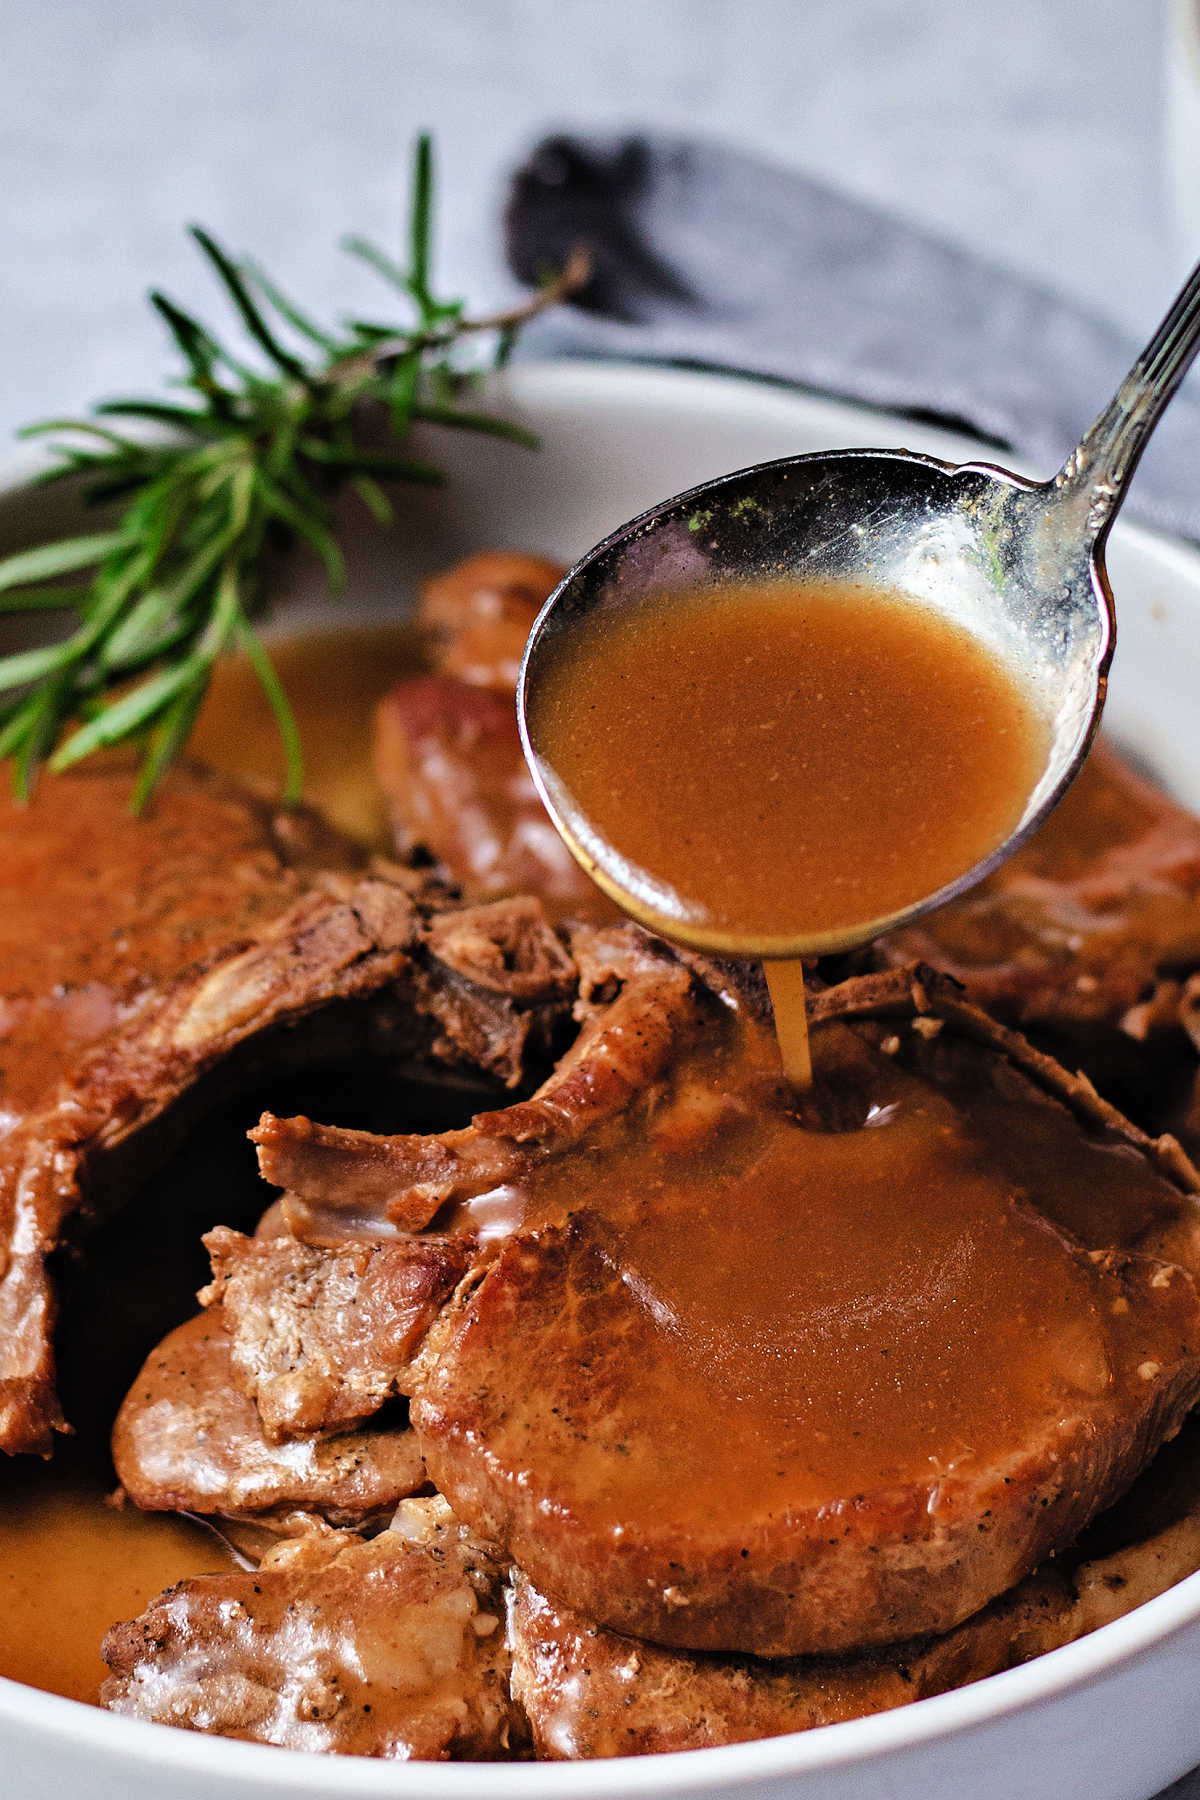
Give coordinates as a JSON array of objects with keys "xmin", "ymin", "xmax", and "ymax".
[{"xmin": 527, "ymin": 581, "xmax": 1050, "ymax": 1081}]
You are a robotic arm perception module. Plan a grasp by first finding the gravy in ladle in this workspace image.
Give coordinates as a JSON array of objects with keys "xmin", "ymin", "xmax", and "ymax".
[{"xmin": 525, "ymin": 579, "xmax": 1050, "ymax": 1080}]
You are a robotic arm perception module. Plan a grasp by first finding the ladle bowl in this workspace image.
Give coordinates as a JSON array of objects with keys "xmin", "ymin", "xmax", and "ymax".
[{"xmin": 518, "ymin": 259, "xmax": 1200, "ymax": 961}]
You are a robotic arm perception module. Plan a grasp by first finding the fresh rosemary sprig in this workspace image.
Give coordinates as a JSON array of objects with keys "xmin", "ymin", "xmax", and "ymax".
[{"xmin": 0, "ymin": 135, "xmax": 586, "ymax": 809}]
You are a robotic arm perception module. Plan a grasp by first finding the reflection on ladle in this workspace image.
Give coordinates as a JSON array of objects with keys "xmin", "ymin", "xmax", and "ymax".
[{"xmin": 518, "ymin": 258, "xmax": 1200, "ymax": 1086}]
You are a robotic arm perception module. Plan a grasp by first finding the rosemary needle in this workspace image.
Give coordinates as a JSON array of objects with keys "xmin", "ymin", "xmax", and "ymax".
[{"xmin": 0, "ymin": 135, "xmax": 587, "ymax": 809}]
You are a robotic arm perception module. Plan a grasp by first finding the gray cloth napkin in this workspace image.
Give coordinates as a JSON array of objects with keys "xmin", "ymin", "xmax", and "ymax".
[{"xmin": 505, "ymin": 132, "xmax": 1200, "ymax": 544}]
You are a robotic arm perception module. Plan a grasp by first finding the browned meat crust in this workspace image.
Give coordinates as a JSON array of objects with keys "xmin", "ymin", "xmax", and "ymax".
[
  {"xmin": 112, "ymin": 1314, "xmax": 428, "ymax": 1528},
  {"xmin": 251, "ymin": 924, "xmax": 703, "ymax": 1244},
  {"xmin": 1, "ymin": 872, "xmax": 419, "ymax": 1455},
  {"xmin": 508, "ymin": 1440, "xmax": 1200, "ymax": 1757},
  {"xmin": 201, "ymin": 1231, "xmax": 471, "ymax": 1442},
  {"xmin": 408, "ymin": 963, "xmax": 1200, "ymax": 1658},
  {"xmin": 101, "ymin": 1498, "xmax": 525, "ymax": 1758},
  {"xmin": 0, "ymin": 766, "xmax": 358, "ymax": 1454},
  {"xmin": 373, "ymin": 551, "xmax": 612, "ymax": 916},
  {"xmin": 0, "ymin": 765, "xmax": 577, "ymax": 1455},
  {"xmin": 872, "ymin": 745, "xmax": 1200, "ymax": 1093}
]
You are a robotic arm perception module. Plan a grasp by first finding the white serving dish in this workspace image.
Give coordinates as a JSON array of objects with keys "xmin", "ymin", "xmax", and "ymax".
[{"xmin": 3, "ymin": 358, "xmax": 1200, "ymax": 1800}]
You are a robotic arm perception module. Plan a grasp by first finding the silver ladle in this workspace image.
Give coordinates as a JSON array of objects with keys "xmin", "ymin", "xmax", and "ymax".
[{"xmin": 518, "ymin": 258, "xmax": 1200, "ymax": 974}]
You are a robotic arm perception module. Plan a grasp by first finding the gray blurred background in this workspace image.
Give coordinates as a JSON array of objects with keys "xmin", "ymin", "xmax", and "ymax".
[{"xmin": 0, "ymin": 0, "xmax": 1184, "ymax": 446}]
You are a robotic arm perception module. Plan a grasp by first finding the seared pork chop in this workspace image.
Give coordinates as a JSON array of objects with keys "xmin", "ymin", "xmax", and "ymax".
[
  {"xmin": 212, "ymin": 922, "xmax": 1200, "ymax": 1659},
  {"xmin": 113, "ymin": 1314, "xmax": 428, "ymax": 1528},
  {"xmin": 102, "ymin": 1497, "xmax": 524, "ymax": 1758},
  {"xmin": 508, "ymin": 1422, "xmax": 1200, "ymax": 1755},
  {"xmin": 0, "ymin": 766, "xmax": 576, "ymax": 1454},
  {"xmin": 407, "ymin": 964, "xmax": 1200, "ymax": 1657},
  {"xmin": 373, "ymin": 550, "xmax": 611, "ymax": 915},
  {"xmin": 874, "ymin": 745, "xmax": 1200, "ymax": 1114}
]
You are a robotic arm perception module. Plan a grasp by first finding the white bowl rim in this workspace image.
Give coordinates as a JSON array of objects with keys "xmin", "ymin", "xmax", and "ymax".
[
  {"xmin": 6, "ymin": 1565, "xmax": 1200, "ymax": 1793},
  {"xmin": 3, "ymin": 355, "xmax": 1200, "ymax": 1792}
]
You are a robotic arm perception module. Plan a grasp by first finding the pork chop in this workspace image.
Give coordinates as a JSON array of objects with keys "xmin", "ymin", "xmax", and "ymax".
[
  {"xmin": 207, "ymin": 925, "xmax": 1200, "ymax": 1658},
  {"xmin": 373, "ymin": 550, "xmax": 612, "ymax": 915},
  {"xmin": 407, "ymin": 963, "xmax": 1200, "ymax": 1657},
  {"xmin": 0, "ymin": 765, "xmax": 576, "ymax": 1453},
  {"xmin": 101, "ymin": 1497, "xmax": 524, "ymax": 1758},
  {"xmin": 113, "ymin": 1313, "xmax": 428, "ymax": 1528},
  {"xmin": 508, "ymin": 1420, "xmax": 1200, "ymax": 1756}
]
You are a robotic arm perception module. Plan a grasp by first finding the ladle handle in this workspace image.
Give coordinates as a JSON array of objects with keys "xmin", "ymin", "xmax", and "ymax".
[{"xmin": 1053, "ymin": 256, "xmax": 1200, "ymax": 542}]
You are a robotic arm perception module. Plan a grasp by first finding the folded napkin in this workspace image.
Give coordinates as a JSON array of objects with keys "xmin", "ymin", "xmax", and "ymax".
[{"xmin": 505, "ymin": 133, "xmax": 1200, "ymax": 545}]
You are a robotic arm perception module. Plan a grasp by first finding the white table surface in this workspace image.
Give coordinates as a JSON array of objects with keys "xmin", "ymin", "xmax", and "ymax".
[{"xmin": 1, "ymin": 2, "xmax": 1197, "ymax": 1794}]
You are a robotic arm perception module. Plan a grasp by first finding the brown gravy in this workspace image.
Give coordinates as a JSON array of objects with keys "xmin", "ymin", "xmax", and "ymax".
[
  {"xmin": 507, "ymin": 1011, "xmax": 1187, "ymax": 1523},
  {"xmin": 0, "ymin": 1464, "xmax": 220, "ymax": 1705},
  {"xmin": 191, "ymin": 621, "xmax": 425, "ymax": 844},
  {"xmin": 527, "ymin": 581, "xmax": 1049, "ymax": 945}
]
